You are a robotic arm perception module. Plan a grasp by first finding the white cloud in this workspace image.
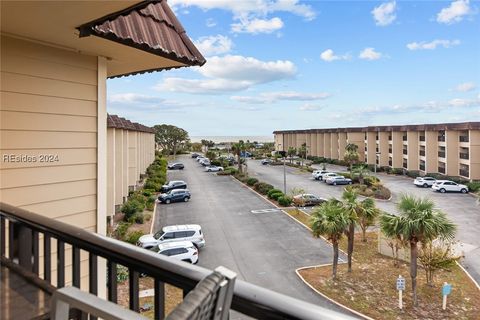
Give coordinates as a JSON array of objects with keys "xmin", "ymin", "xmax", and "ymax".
[
  {"xmin": 193, "ymin": 35, "xmax": 233, "ymax": 56},
  {"xmin": 299, "ymin": 103, "xmax": 323, "ymax": 111},
  {"xmin": 231, "ymin": 91, "xmax": 331, "ymax": 104},
  {"xmin": 455, "ymin": 82, "xmax": 476, "ymax": 92},
  {"xmin": 320, "ymin": 49, "xmax": 351, "ymax": 62},
  {"xmin": 168, "ymin": 0, "xmax": 316, "ymax": 20},
  {"xmin": 206, "ymin": 18, "xmax": 216, "ymax": 27},
  {"xmin": 231, "ymin": 17, "xmax": 284, "ymax": 34},
  {"xmin": 108, "ymin": 93, "xmax": 160, "ymax": 104},
  {"xmin": 156, "ymin": 55, "xmax": 297, "ymax": 94},
  {"xmin": 359, "ymin": 48, "xmax": 383, "ymax": 60},
  {"xmin": 371, "ymin": 1, "xmax": 397, "ymax": 26},
  {"xmin": 406, "ymin": 39, "xmax": 460, "ymax": 50},
  {"xmin": 107, "ymin": 93, "xmax": 195, "ymax": 110},
  {"xmin": 437, "ymin": 0, "xmax": 471, "ymax": 24}
]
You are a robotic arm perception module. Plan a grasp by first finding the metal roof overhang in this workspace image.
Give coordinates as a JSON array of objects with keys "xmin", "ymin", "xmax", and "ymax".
[{"xmin": 1, "ymin": 1, "xmax": 194, "ymax": 78}]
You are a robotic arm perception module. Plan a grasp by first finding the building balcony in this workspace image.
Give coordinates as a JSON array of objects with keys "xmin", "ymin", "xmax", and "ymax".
[
  {"xmin": 459, "ymin": 169, "xmax": 470, "ymax": 178},
  {"xmin": 403, "ymin": 150, "xmax": 408, "ymax": 155},
  {"xmin": 419, "ymin": 136, "xmax": 425, "ymax": 142},
  {"xmin": 402, "ymin": 136, "xmax": 407, "ymax": 141},
  {"xmin": 0, "ymin": 203, "xmax": 350, "ymax": 320},
  {"xmin": 419, "ymin": 150, "xmax": 425, "ymax": 156},
  {"xmin": 419, "ymin": 164, "xmax": 425, "ymax": 171},
  {"xmin": 459, "ymin": 136, "xmax": 469, "ymax": 143},
  {"xmin": 459, "ymin": 153, "xmax": 469, "ymax": 160},
  {"xmin": 438, "ymin": 167, "xmax": 446, "ymax": 174},
  {"xmin": 438, "ymin": 136, "xmax": 446, "ymax": 142},
  {"xmin": 438, "ymin": 151, "xmax": 446, "ymax": 158}
]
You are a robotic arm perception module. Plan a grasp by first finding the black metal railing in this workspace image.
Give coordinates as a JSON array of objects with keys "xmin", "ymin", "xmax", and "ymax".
[
  {"xmin": 0, "ymin": 202, "xmax": 352, "ymax": 320},
  {"xmin": 438, "ymin": 136, "xmax": 445, "ymax": 142},
  {"xmin": 419, "ymin": 164, "xmax": 425, "ymax": 171},
  {"xmin": 438, "ymin": 167, "xmax": 446, "ymax": 174},
  {"xmin": 419, "ymin": 136, "xmax": 425, "ymax": 142},
  {"xmin": 419, "ymin": 150, "xmax": 425, "ymax": 156},
  {"xmin": 459, "ymin": 152, "xmax": 469, "ymax": 160},
  {"xmin": 459, "ymin": 136, "xmax": 469, "ymax": 143},
  {"xmin": 403, "ymin": 149, "xmax": 408, "ymax": 155},
  {"xmin": 438, "ymin": 151, "xmax": 446, "ymax": 158},
  {"xmin": 459, "ymin": 169, "xmax": 469, "ymax": 178},
  {"xmin": 402, "ymin": 136, "xmax": 407, "ymax": 141}
]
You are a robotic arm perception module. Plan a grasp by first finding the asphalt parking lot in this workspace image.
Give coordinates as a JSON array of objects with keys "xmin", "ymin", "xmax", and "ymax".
[
  {"xmin": 247, "ymin": 159, "xmax": 480, "ymax": 283},
  {"xmin": 153, "ymin": 155, "xmax": 351, "ymax": 317}
]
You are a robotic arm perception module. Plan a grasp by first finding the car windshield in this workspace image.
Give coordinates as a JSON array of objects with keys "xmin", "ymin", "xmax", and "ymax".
[
  {"xmin": 149, "ymin": 246, "xmax": 160, "ymax": 253},
  {"xmin": 154, "ymin": 231, "xmax": 164, "ymax": 239}
]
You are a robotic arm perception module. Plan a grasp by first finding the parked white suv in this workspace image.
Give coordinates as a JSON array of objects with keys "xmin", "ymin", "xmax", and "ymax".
[
  {"xmin": 322, "ymin": 172, "xmax": 339, "ymax": 182},
  {"xmin": 432, "ymin": 180, "xmax": 469, "ymax": 194},
  {"xmin": 413, "ymin": 177, "xmax": 436, "ymax": 188},
  {"xmin": 150, "ymin": 241, "xmax": 198, "ymax": 264},
  {"xmin": 312, "ymin": 170, "xmax": 328, "ymax": 180},
  {"xmin": 138, "ymin": 224, "xmax": 205, "ymax": 249}
]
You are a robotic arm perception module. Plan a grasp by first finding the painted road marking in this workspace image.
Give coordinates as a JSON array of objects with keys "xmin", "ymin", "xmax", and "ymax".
[{"xmin": 250, "ymin": 208, "xmax": 280, "ymax": 214}]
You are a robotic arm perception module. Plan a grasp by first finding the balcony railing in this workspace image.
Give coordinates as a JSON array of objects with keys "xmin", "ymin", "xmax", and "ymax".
[
  {"xmin": 438, "ymin": 136, "xmax": 445, "ymax": 142},
  {"xmin": 459, "ymin": 169, "xmax": 470, "ymax": 178},
  {"xmin": 403, "ymin": 150, "xmax": 408, "ymax": 155},
  {"xmin": 0, "ymin": 202, "xmax": 352, "ymax": 320},
  {"xmin": 438, "ymin": 167, "xmax": 446, "ymax": 174},
  {"xmin": 438, "ymin": 151, "xmax": 445, "ymax": 158},
  {"xmin": 459, "ymin": 136, "xmax": 469, "ymax": 143},
  {"xmin": 419, "ymin": 164, "xmax": 425, "ymax": 171},
  {"xmin": 402, "ymin": 136, "xmax": 407, "ymax": 141},
  {"xmin": 419, "ymin": 136, "xmax": 425, "ymax": 142},
  {"xmin": 419, "ymin": 150, "xmax": 426, "ymax": 156},
  {"xmin": 459, "ymin": 152, "xmax": 469, "ymax": 160}
]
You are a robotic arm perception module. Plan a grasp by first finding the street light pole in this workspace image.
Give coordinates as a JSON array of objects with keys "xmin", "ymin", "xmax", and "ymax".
[{"xmin": 278, "ymin": 143, "xmax": 287, "ymax": 194}]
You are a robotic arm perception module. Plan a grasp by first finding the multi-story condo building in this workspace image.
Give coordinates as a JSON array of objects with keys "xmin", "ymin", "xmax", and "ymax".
[
  {"xmin": 107, "ymin": 114, "xmax": 155, "ymax": 219},
  {"xmin": 274, "ymin": 122, "xmax": 480, "ymax": 180}
]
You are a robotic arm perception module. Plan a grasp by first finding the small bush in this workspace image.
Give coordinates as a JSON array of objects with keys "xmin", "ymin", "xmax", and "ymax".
[
  {"xmin": 246, "ymin": 177, "xmax": 259, "ymax": 186},
  {"xmin": 125, "ymin": 230, "xmax": 144, "ymax": 244},
  {"xmin": 254, "ymin": 182, "xmax": 274, "ymax": 195},
  {"xmin": 121, "ymin": 199, "xmax": 144, "ymax": 221},
  {"xmin": 374, "ymin": 185, "xmax": 391, "ymax": 199},
  {"xmin": 364, "ymin": 176, "xmax": 380, "ymax": 186},
  {"xmin": 134, "ymin": 212, "xmax": 144, "ymax": 224},
  {"xmin": 270, "ymin": 192, "xmax": 284, "ymax": 201},
  {"xmin": 267, "ymin": 188, "xmax": 283, "ymax": 198},
  {"xmin": 142, "ymin": 189, "xmax": 155, "ymax": 197},
  {"xmin": 115, "ymin": 222, "xmax": 131, "ymax": 239},
  {"xmin": 406, "ymin": 170, "xmax": 421, "ymax": 179},
  {"xmin": 278, "ymin": 196, "xmax": 292, "ymax": 206},
  {"xmin": 467, "ymin": 182, "xmax": 480, "ymax": 192}
]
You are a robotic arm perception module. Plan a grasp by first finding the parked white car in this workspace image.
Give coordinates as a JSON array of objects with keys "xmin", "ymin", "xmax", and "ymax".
[
  {"xmin": 150, "ymin": 241, "xmax": 199, "ymax": 264},
  {"xmin": 312, "ymin": 170, "xmax": 328, "ymax": 180},
  {"xmin": 432, "ymin": 180, "xmax": 469, "ymax": 194},
  {"xmin": 137, "ymin": 224, "xmax": 205, "ymax": 249},
  {"xmin": 205, "ymin": 165, "xmax": 223, "ymax": 172},
  {"xmin": 413, "ymin": 177, "xmax": 436, "ymax": 188},
  {"xmin": 322, "ymin": 172, "xmax": 339, "ymax": 182},
  {"xmin": 199, "ymin": 159, "xmax": 211, "ymax": 166}
]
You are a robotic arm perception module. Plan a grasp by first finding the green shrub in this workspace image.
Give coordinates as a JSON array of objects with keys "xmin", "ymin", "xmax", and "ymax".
[
  {"xmin": 121, "ymin": 199, "xmax": 144, "ymax": 221},
  {"xmin": 115, "ymin": 221, "xmax": 131, "ymax": 239},
  {"xmin": 374, "ymin": 185, "xmax": 391, "ymax": 199},
  {"xmin": 246, "ymin": 177, "xmax": 259, "ymax": 186},
  {"xmin": 146, "ymin": 196, "xmax": 156, "ymax": 211},
  {"xmin": 467, "ymin": 182, "xmax": 480, "ymax": 192},
  {"xmin": 125, "ymin": 230, "xmax": 144, "ymax": 244},
  {"xmin": 134, "ymin": 212, "xmax": 144, "ymax": 224},
  {"xmin": 278, "ymin": 196, "xmax": 292, "ymax": 206},
  {"xmin": 116, "ymin": 265, "xmax": 129, "ymax": 282},
  {"xmin": 144, "ymin": 213, "xmax": 152, "ymax": 221},
  {"xmin": 142, "ymin": 189, "xmax": 155, "ymax": 197},
  {"xmin": 254, "ymin": 182, "xmax": 274, "ymax": 194},
  {"xmin": 364, "ymin": 176, "xmax": 380, "ymax": 186},
  {"xmin": 406, "ymin": 170, "xmax": 421, "ymax": 178},
  {"xmin": 267, "ymin": 188, "xmax": 283, "ymax": 198},
  {"xmin": 270, "ymin": 192, "xmax": 284, "ymax": 201}
]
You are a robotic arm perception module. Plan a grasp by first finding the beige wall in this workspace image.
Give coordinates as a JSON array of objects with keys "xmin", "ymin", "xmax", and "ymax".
[
  {"xmin": 446, "ymin": 130, "xmax": 459, "ymax": 176},
  {"xmin": 0, "ymin": 35, "xmax": 100, "ymax": 289},
  {"xmin": 378, "ymin": 132, "xmax": 389, "ymax": 166},
  {"xmin": 470, "ymin": 130, "xmax": 480, "ymax": 180},
  {"xmin": 330, "ymin": 133, "xmax": 339, "ymax": 160},
  {"xmin": 424, "ymin": 131, "xmax": 438, "ymax": 174},
  {"xmin": 406, "ymin": 131, "xmax": 419, "ymax": 171},
  {"xmin": 366, "ymin": 132, "xmax": 376, "ymax": 164},
  {"xmin": 338, "ymin": 132, "xmax": 347, "ymax": 160},
  {"xmin": 346, "ymin": 132, "xmax": 365, "ymax": 162}
]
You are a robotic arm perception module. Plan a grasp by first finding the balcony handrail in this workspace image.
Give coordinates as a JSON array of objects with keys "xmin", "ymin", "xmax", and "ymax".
[{"xmin": 0, "ymin": 202, "xmax": 354, "ymax": 320}]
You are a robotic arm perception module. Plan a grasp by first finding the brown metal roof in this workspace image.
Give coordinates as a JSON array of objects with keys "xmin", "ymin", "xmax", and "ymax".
[
  {"xmin": 273, "ymin": 122, "xmax": 480, "ymax": 134},
  {"xmin": 78, "ymin": 1, "xmax": 205, "ymax": 77},
  {"xmin": 107, "ymin": 114, "xmax": 154, "ymax": 133}
]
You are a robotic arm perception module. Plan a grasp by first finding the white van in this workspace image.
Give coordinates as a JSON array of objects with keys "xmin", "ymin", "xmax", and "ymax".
[
  {"xmin": 150, "ymin": 241, "xmax": 199, "ymax": 264},
  {"xmin": 138, "ymin": 224, "xmax": 205, "ymax": 249}
]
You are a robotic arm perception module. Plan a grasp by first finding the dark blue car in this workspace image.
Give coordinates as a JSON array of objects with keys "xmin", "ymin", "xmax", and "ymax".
[{"xmin": 158, "ymin": 189, "xmax": 191, "ymax": 204}]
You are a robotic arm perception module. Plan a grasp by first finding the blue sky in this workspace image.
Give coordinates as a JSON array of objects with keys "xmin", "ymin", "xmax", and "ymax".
[{"xmin": 107, "ymin": 0, "xmax": 480, "ymax": 136}]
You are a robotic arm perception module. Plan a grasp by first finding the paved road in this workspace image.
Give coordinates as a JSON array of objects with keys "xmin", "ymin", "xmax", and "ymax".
[
  {"xmin": 153, "ymin": 155, "xmax": 351, "ymax": 318},
  {"xmin": 247, "ymin": 159, "xmax": 480, "ymax": 283}
]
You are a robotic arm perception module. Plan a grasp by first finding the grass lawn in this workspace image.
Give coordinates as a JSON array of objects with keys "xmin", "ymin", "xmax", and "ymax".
[
  {"xmin": 298, "ymin": 232, "xmax": 480, "ymax": 320},
  {"xmin": 284, "ymin": 208, "xmax": 312, "ymax": 227}
]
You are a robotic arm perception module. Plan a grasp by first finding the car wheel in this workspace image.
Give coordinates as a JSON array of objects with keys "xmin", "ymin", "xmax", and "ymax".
[
  {"xmin": 461, "ymin": 188, "xmax": 468, "ymax": 194},
  {"xmin": 333, "ymin": 182, "xmax": 337, "ymax": 186},
  {"xmin": 184, "ymin": 197, "xmax": 190, "ymax": 202},
  {"xmin": 423, "ymin": 183, "xmax": 428, "ymax": 188},
  {"xmin": 348, "ymin": 181, "xmax": 352, "ymax": 185},
  {"xmin": 165, "ymin": 199, "xmax": 171, "ymax": 204},
  {"xmin": 439, "ymin": 188, "xmax": 446, "ymax": 193}
]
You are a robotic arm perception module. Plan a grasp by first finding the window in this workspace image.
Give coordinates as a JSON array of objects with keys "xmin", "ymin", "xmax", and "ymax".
[
  {"xmin": 174, "ymin": 231, "xmax": 188, "ymax": 238},
  {"xmin": 163, "ymin": 232, "xmax": 175, "ymax": 239},
  {"xmin": 185, "ymin": 231, "xmax": 196, "ymax": 237},
  {"xmin": 161, "ymin": 249, "xmax": 175, "ymax": 256}
]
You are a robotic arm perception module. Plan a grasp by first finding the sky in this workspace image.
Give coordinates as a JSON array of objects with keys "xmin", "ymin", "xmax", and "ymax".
[{"xmin": 107, "ymin": 0, "xmax": 480, "ymax": 136}]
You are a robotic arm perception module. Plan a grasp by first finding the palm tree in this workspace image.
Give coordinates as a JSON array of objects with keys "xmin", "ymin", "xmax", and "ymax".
[
  {"xmin": 311, "ymin": 199, "xmax": 349, "ymax": 279},
  {"xmin": 380, "ymin": 195, "xmax": 456, "ymax": 306},
  {"xmin": 231, "ymin": 140, "xmax": 244, "ymax": 173},
  {"xmin": 344, "ymin": 143, "xmax": 359, "ymax": 176},
  {"xmin": 357, "ymin": 198, "xmax": 380, "ymax": 242},
  {"xmin": 352, "ymin": 164, "xmax": 370, "ymax": 185},
  {"xmin": 341, "ymin": 190, "xmax": 360, "ymax": 273}
]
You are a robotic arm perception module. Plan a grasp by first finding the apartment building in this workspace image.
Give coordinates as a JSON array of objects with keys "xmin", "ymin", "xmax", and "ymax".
[
  {"xmin": 107, "ymin": 114, "xmax": 155, "ymax": 219},
  {"xmin": 274, "ymin": 122, "xmax": 480, "ymax": 180}
]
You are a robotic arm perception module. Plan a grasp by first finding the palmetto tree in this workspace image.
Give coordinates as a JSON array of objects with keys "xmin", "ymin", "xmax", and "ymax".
[
  {"xmin": 344, "ymin": 143, "xmax": 359, "ymax": 176},
  {"xmin": 231, "ymin": 140, "xmax": 244, "ymax": 173},
  {"xmin": 311, "ymin": 199, "xmax": 349, "ymax": 279},
  {"xmin": 341, "ymin": 190, "xmax": 361, "ymax": 273},
  {"xmin": 380, "ymin": 195, "xmax": 456, "ymax": 306},
  {"xmin": 352, "ymin": 164, "xmax": 370, "ymax": 185},
  {"xmin": 357, "ymin": 197, "xmax": 380, "ymax": 242}
]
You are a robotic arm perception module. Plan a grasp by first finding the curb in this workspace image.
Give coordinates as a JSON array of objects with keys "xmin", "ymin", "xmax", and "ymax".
[
  {"xmin": 229, "ymin": 176, "xmax": 282, "ymax": 209},
  {"xmin": 456, "ymin": 261, "xmax": 480, "ymax": 290},
  {"xmin": 295, "ymin": 265, "xmax": 375, "ymax": 320}
]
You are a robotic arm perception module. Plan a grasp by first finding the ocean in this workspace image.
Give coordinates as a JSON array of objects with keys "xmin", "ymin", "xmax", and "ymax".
[{"xmin": 190, "ymin": 136, "xmax": 274, "ymax": 144}]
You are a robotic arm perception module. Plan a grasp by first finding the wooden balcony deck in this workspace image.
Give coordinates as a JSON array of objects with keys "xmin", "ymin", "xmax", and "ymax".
[{"xmin": 1, "ymin": 265, "xmax": 51, "ymax": 319}]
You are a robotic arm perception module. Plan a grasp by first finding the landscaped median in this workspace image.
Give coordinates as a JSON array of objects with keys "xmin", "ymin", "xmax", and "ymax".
[{"xmin": 296, "ymin": 232, "xmax": 480, "ymax": 320}]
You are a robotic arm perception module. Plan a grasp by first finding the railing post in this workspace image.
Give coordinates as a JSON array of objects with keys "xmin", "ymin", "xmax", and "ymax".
[
  {"xmin": 72, "ymin": 247, "xmax": 81, "ymax": 288},
  {"xmin": 89, "ymin": 253, "xmax": 98, "ymax": 320},
  {"xmin": 32, "ymin": 230, "xmax": 39, "ymax": 275},
  {"xmin": 107, "ymin": 260, "xmax": 117, "ymax": 303},
  {"xmin": 154, "ymin": 279, "xmax": 165, "ymax": 320},
  {"xmin": 18, "ymin": 225, "xmax": 33, "ymax": 271},
  {"xmin": 0, "ymin": 217, "xmax": 5, "ymax": 257},
  {"xmin": 57, "ymin": 241, "xmax": 65, "ymax": 288},
  {"xmin": 129, "ymin": 269, "xmax": 140, "ymax": 312},
  {"xmin": 44, "ymin": 234, "xmax": 51, "ymax": 283},
  {"xmin": 8, "ymin": 220, "xmax": 15, "ymax": 259}
]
